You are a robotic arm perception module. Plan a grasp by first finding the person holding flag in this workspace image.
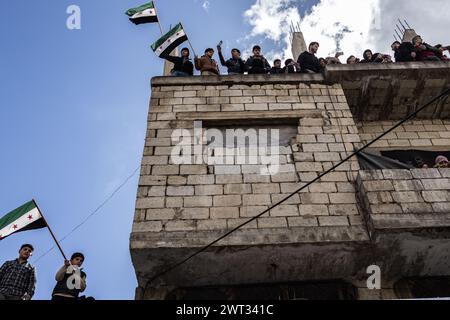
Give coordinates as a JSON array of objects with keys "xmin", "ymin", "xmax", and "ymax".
[
  {"xmin": 161, "ymin": 47, "xmax": 194, "ymax": 77},
  {"xmin": 0, "ymin": 244, "xmax": 36, "ymax": 300},
  {"xmin": 1, "ymin": 200, "xmax": 71, "ymax": 300},
  {"xmin": 151, "ymin": 23, "xmax": 194, "ymax": 76},
  {"xmin": 51, "ymin": 253, "xmax": 87, "ymax": 301}
]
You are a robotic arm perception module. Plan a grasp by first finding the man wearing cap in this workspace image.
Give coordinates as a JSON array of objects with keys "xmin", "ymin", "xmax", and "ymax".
[
  {"xmin": 0, "ymin": 244, "xmax": 36, "ymax": 300},
  {"xmin": 161, "ymin": 47, "xmax": 194, "ymax": 76},
  {"xmin": 217, "ymin": 45, "xmax": 245, "ymax": 75},
  {"xmin": 195, "ymin": 48, "xmax": 220, "ymax": 76}
]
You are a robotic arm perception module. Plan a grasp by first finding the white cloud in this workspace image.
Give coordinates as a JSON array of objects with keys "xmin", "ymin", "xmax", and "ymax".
[
  {"xmin": 244, "ymin": 0, "xmax": 302, "ymax": 61},
  {"xmin": 244, "ymin": 0, "xmax": 450, "ymax": 62},
  {"xmin": 202, "ymin": 0, "xmax": 210, "ymax": 12}
]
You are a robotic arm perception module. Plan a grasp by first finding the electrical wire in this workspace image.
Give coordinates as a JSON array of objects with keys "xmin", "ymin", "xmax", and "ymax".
[{"xmin": 33, "ymin": 165, "xmax": 140, "ymax": 264}]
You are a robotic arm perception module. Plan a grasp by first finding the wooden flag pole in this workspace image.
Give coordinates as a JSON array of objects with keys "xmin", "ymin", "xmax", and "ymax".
[
  {"xmin": 32, "ymin": 199, "xmax": 68, "ymax": 261},
  {"xmin": 180, "ymin": 22, "xmax": 197, "ymax": 58},
  {"xmin": 153, "ymin": 0, "xmax": 164, "ymax": 35}
]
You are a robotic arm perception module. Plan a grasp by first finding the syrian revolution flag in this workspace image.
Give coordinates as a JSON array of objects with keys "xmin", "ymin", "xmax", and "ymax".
[
  {"xmin": 126, "ymin": 2, "xmax": 159, "ymax": 25},
  {"xmin": 0, "ymin": 200, "xmax": 46, "ymax": 240},
  {"xmin": 151, "ymin": 23, "xmax": 188, "ymax": 57}
]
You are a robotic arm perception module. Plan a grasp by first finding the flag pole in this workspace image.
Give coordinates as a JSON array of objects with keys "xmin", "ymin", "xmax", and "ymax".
[
  {"xmin": 32, "ymin": 199, "xmax": 68, "ymax": 261},
  {"xmin": 180, "ymin": 22, "xmax": 197, "ymax": 57},
  {"xmin": 153, "ymin": 0, "xmax": 164, "ymax": 35}
]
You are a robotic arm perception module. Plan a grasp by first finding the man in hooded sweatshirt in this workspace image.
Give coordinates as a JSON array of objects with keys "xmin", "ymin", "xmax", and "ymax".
[{"xmin": 195, "ymin": 48, "xmax": 220, "ymax": 75}]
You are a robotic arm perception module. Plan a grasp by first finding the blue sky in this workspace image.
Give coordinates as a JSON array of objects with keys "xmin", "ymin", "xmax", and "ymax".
[
  {"xmin": 0, "ymin": 0, "xmax": 319, "ymax": 300},
  {"xmin": 2, "ymin": 0, "xmax": 448, "ymax": 300}
]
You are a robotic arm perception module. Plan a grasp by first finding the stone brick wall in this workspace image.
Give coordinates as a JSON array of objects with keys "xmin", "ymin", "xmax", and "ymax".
[
  {"xmin": 358, "ymin": 120, "xmax": 450, "ymax": 149},
  {"xmin": 132, "ymin": 75, "xmax": 364, "ymax": 245},
  {"xmin": 357, "ymin": 168, "xmax": 450, "ymax": 233}
]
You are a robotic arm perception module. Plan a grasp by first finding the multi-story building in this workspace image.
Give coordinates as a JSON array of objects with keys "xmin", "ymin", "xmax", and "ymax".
[{"xmin": 130, "ymin": 42, "xmax": 450, "ymax": 300}]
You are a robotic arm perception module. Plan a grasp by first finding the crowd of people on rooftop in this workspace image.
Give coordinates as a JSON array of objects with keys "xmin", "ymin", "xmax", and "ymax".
[{"xmin": 160, "ymin": 34, "xmax": 450, "ymax": 77}]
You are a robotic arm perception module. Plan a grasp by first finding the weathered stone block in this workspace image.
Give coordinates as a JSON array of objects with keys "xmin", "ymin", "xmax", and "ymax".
[
  {"xmin": 224, "ymin": 184, "xmax": 252, "ymax": 195},
  {"xmin": 184, "ymin": 196, "xmax": 213, "ymax": 208},
  {"xmin": 146, "ymin": 209, "xmax": 175, "ymax": 220},
  {"xmin": 165, "ymin": 220, "xmax": 196, "ymax": 232},
  {"xmin": 392, "ymin": 191, "xmax": 423, "ymax": 203},
  {"xmin": 329, "ymin": 205, "xmax": 359, "ymax": 216},
  {"xmin": 243, "ymin": 194, "xmax": 272, "ymax": 206},
  {"xmin": 213, "ymin": 195, "xmax": 242, "ymax": 207},
  {"xmin": 197, "ymin": 220, "xmax": 228, "ymax": 231},
  {"xmin": 195, "ymin": 185, "xmax": 224, "ymax": 196},
  {"xmin": 167, "ymin": 186, "xmax": 195, "ymax": 197},
  {"xmin": 270, "ymin": 205, "xmax": 299, "ymax": 217},
  {"xmin": 132, "ymin": 221, "xmax": 163, "ymax": 233},
  {"xmin": 318, "ymin": 216, "xmax": 349, "ymax": 226},
  {"xmin": 421, "ymin": 179, "xmax": 450, "ymax": 190},
  {"xmin": 179, "ymin": 208, "xmax": 209, "ymax": 220},
  {"xmin": 329, "ymin": 193, "xmax": 357, "ymax": 204},
  {"xmin": 299, "ymin": 205, "xmax": 329, "ymax": 216},
  {"xmin": 257, "ymin": 217, "xmax": 288, "ymax": 228},
  {"xmin": 252, "ymin": 183, "xmax": 281, "ymax": 194},
  {"xmin": 211, "ymin": 207, "xmax": 240, "ymax": 219},
  {"xmin": 300, "ymin": 193, "xmax": 330, "ymax": 204}
]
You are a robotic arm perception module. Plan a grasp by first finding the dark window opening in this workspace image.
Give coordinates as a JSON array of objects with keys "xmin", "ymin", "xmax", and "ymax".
[
  {"xmin": 381, "ymin": 150, "xmax": 450, "ymax": 169},
  {"xmin": 395, "ymin": 277, "xmax": 450, "ymax": 299},
  {"xmin": 166, "ymin": 281, "xmax": 357, "ymax": 300}
]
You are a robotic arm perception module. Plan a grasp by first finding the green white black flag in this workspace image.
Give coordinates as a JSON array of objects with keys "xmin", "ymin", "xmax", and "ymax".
[
  {"xmin": 126, "ymin": 2, "xmax": 159, "ymax": 25},
  {"xmin": 0, "ymin": 200, "xmax": 46, "ymax": 240},
  {"xmin": 151, "ymin": 23, "xmax": 188, "ymax": 57}
]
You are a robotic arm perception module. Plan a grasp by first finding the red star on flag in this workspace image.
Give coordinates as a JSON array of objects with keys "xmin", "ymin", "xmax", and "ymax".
[
  {"xmin": 168, "ymin": 39, "xmax": 171, "ymax": 43},
  {"xmin": 28, "ymin": 215, "xmax": 33, "ymax": 220},
  {"xmin": 13, "ymin": 224, "xmax": 18, "ymax": 230}
]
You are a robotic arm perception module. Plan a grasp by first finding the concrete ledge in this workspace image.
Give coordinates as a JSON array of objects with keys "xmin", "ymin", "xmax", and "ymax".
[
  {"xmin": 130, "ymin": 225, "xmax": 369, "ymax": 250},
  {"xmin": 325, "ymin": 61, "xmax": 450, "ymax": 83},
  {"xmin": 151, "ymin": 73, "xmax": 325, "ymax": 86},
  {"xmin": 176, "ymin": 110, "xmax": 324, "ymax": 122},
  {"xmin": 372, "ymin": 213, "xmax": 450, "ymax": 230}
]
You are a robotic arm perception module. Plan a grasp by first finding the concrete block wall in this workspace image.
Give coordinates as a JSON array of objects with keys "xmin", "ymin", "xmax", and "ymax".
[
  {"xmin": 358, "ymin": 119, "xmax": 450, "ymax": 149},
  {"xmin": 357, "ymin": 168, "xmax": 450, "ymax": 233},
  {"xmin": 132, "ymin": 75, "xmax": 364, "ymax": 245}
]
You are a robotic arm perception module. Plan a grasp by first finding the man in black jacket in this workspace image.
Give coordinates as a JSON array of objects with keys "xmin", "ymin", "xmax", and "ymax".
[
  {"xmin": 217, "ymin": 45, "xmax": 245, "ymax": 75},
  {"xmin": 245, "ymin": 45, "xmax": 271, "ymax": 74},
  {"xmin": 297, "ymin": 42, "xmax": 322, "ymax": 73},
  {"xmin": 270, "ymin": 59, "xmax": 284, "ymax": 74},
  {"xmin": 161, "ymin": 47, "xmax": 194, "ymax": 76},
  {"xmin": 283, "ymin": 59, "xmax": 301, "ymax": 73},
  {"xmin": 391, "ymin": 41, "xmax": 416, "ymax": 62}
]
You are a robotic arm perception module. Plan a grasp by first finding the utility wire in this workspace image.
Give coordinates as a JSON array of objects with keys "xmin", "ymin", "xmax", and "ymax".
[
  {"xmin": 33, "ymin": 166, "xmax": 140, "ymax": 264},
  {"xmin": 145, "ymin": 87, "xmax": 450, "ymax": 287}
]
